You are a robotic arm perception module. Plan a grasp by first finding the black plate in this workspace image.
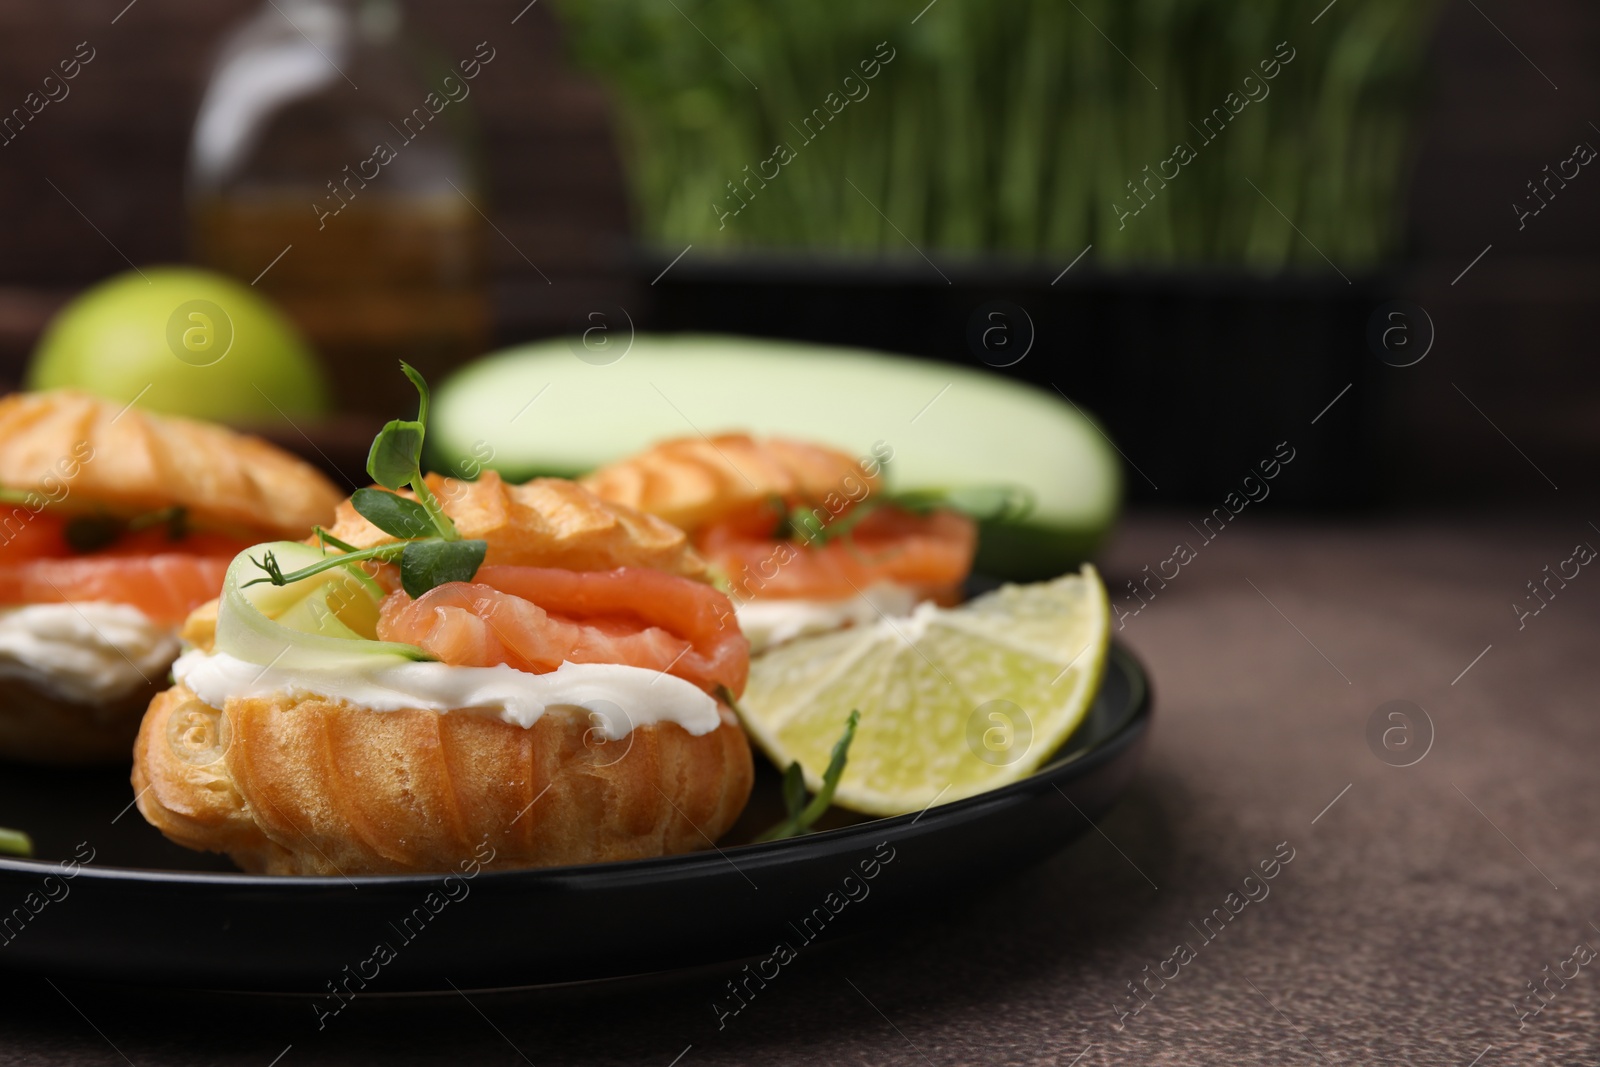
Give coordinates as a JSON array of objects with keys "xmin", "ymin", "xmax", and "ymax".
[{"xmin": 0, "ymin": 644, "xmax": 1149, "ymax": 992}]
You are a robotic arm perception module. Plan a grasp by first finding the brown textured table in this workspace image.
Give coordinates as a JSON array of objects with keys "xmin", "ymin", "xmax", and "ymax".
[{"xmin": 1, "ymin": 512, "xmax": 1594, "ymax": 1066}]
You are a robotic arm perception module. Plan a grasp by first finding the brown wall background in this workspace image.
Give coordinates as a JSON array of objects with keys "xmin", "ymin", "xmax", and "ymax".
[{"xmin": 0, "ymin": 0, "xmax": 1594, "ymax": 502}]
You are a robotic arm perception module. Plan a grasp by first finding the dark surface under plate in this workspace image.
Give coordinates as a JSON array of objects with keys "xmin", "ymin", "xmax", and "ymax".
[
  {"xmin": 0, "ymin": 645, "xmax": 1149, "ymax": 992},
  {"xmin": 0, "ymin": 517, "xmax": 1592, "ymax": 1065}
]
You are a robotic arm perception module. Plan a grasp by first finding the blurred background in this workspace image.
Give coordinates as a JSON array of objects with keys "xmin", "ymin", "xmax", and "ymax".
[
  {"xmin": 3, "ymin": 8, "xmax": 1599, "ymax": 1060},
  {"xmin": 0, "ymin": 0, "xmax": 1593, "ymax": 508}
]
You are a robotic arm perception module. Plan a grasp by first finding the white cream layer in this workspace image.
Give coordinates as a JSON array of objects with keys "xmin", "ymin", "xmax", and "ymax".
[
  {"xmin": 171, "ymin": 650, "xmax": 721, "ymax": 739},
  {"xmin": 0, "ymin": 603, "xmax": 179, "ymax": 703},
  {"xmin": 735, "ymin": 581, "xmax": 920, "ymax": 651}
]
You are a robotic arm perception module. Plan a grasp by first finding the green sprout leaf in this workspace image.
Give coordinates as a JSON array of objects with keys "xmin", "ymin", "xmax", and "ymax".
[
  {"xmin": 780, "ymin": 762, "xmax": 807, "ymax": 820},
  {"xmin": 0, "ymin": 826, "xmax": 33, "ymax": 858},
  {"xmin": 126, "ymin": 505, "xmax": 188, "ymax": 540},
  {"xmin": 756, "ymin": 709, "xmax": 859, "ymax": 842},
  {"xmin": 779, "ymin": 484, "xmax": 1032, "ymax": 547},
  {"xmin": 399, "ymin": 539, "xmax": 487, "ymax": 599},
  {"xmin": 798, "ymin": 499, "xmax": 880, "ymax": 546},
  {"xmin": 945, "ymin": 484, "xmax": 1034, "ymax": 521},
  {"xmin": 367, "ymin": 361, "xmax": 437, "ymax": 490},
  {"xmin": 889, "ymin": 484, "xmax": 1035, "ymax": 522},
  {"xmin": 255, "ymin": 363, "xmax": 471, "ymax": 597},
  {"xmin": 785, "ymin": 507, "xmax": 831, "ymax": 544},
  {"xmin": 351, "ymin": 488, "xmax": 435, "ymax": 540},
  {"xmin": 367, "ymin": 421, "xmax": 426, "ymax": 491},
  {"xmin": 63, "ymin": 515, "xmax": 122, "ymax": 554},
  {"xmin": 62, "ymin": 505, "xmax": 190, "ymax": 555}
]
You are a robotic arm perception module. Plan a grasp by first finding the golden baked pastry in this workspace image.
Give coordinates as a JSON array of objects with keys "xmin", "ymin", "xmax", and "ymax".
[
  {"xmin": 134, "ymin": 686, "xmax": 752, "ymax": 876},
  {"xmin": 582, "ymin": 434, "xmax": 976, "ymax": 652},
  {"xmin": 0, "ymin": 390, "xmax": 345, "ymax": 767},
  {"xmin": 321, "ymin": 469, "xmax": 707, "ymax": 579},
  {"xmin": 580, "ymin": 433, "xmax": 880, "ymax": 533},
  {"xmin": 0, "ymin": 389, "xmax": 343, "ymax": 538},
  {"xmin": 133, "ymin": 473, "xmax": 754, "ymax": 875}
]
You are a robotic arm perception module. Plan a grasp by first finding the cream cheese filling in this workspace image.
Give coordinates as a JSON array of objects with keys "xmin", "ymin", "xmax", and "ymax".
[
  {"xmin": 734, "ymin": 581, "xmax": 921, "ymax": 652},
  {"xmin": 171, "ymin": 649, "xmax": 722, "ymax": 738},
  {"xmin": 0, "ymin": 602, "xmax": 179, "ymax": 704}
]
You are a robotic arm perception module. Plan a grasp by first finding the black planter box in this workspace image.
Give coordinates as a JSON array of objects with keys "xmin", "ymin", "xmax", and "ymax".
[{"xmin": 640, "ymin": 253, "xmax": 1395, "ymax": 509}]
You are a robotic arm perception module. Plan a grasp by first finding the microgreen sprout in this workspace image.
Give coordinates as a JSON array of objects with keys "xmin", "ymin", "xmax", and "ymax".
[
  {"xmin": 249, "ymin": 363, "xmax": 487, "ymax": 598},
  {"xmin": 756, "ymin": 709, "xmax": 859, "ymax": 842},
  {"xmin": 0, "ymin": 826, "xmax": 33, "ymax": 858},
  {"xmin": 780, "ymin": 484, "xmax": 1034, "ymax": 546}
]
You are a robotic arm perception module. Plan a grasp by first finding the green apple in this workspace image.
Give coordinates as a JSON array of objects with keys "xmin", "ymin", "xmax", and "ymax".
[{"xmin": 27, "ymin": 266, "xmax": 329, "ymax": 423}]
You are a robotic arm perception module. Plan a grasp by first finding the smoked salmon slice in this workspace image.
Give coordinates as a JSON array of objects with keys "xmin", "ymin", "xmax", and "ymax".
[
  {"xmin": 0, "ymin": 511, "xmax": 75, "ymax": 563},
  {"xmin": 698, "ymin": 505, "xmax": 977, "ymax": 602},
  {"xmin": 0, "ymin": 511, "xmax": 253, "ymax": 624},
  {"xmin": 0, "ymin": 555, "xmax": 233, "ymax": 625},
  {"xmin": 377, "ymin": 565, "xmax": 750, "ymax": 695},
  {"xmin": 93, "ymin": 528, "xmax": 255, "ymax": 559}
]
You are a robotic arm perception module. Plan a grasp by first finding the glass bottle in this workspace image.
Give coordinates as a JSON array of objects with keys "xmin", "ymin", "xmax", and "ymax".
[{"xmin": 187, "ymin": 0, "xmax": 490, "ymax": 415}]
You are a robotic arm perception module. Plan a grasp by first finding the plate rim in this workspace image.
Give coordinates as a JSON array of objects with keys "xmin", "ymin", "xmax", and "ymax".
[{"xmin": 0, "ymin": 642, "xmax": 1150, "ymax": 890}]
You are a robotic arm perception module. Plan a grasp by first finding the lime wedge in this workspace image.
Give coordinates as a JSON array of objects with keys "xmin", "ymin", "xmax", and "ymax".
[{"xmin": 739, "ymin": 566, "xmax": 1111, "ymax": 816}]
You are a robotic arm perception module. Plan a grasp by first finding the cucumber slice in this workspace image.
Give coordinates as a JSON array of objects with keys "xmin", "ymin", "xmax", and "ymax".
[
  {"xmin": 215, "ymin": 542, "xmax": 428, "ymax": 669},
  {"xmin": 431, "ymin": 335, "xmax": 1120, "ymax": 579},
  {"xmin": 272, "ymin": 589, "xmax": 370, "ymax": 643}
]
